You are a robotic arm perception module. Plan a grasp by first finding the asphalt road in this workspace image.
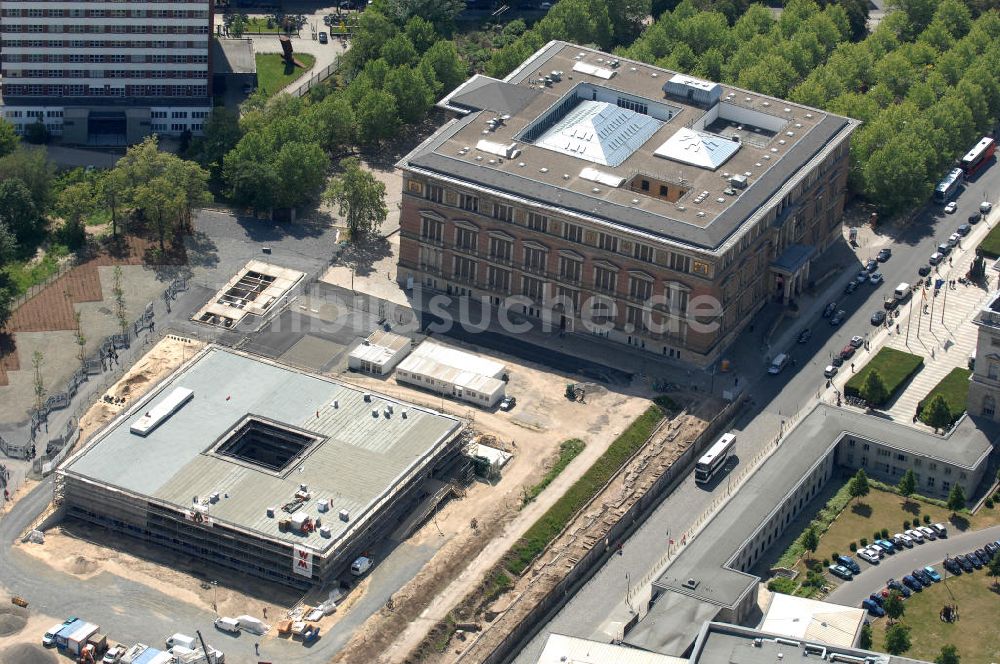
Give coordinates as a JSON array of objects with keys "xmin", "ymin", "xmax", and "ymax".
[
  {"xmin": 513, "ymin": 162, "xmax": 1000, "ymax": 663},
  {"xmin": 825, "ymin": 524, "xmax": 1000, "ymax": 608}
]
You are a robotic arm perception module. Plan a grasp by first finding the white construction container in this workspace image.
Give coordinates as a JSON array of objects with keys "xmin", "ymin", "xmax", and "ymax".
[{"xmin": 235, "ymin": 615, "xmax": 266, "ymax": 635}]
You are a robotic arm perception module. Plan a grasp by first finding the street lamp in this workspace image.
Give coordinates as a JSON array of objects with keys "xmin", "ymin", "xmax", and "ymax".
[{"xmin": 211, "ymin": 580, "xmax": 218, "ymax": 613}]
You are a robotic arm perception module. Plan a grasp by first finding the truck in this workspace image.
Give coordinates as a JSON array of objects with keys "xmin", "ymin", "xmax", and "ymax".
[
  {"xmin": 66, "ymin": 622, "xmax": 100, "ymax": 656},
  {"xmin": 165, "ymin": 634, "xmax": 197, "ymax": 651}
]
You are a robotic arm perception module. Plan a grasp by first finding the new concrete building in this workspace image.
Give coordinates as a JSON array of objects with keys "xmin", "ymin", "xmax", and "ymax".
[
  {"xmin": 622, "ymin": 403, "xmax": 995, "ymax": 657},
  {"xmin": 58, "ymin": 346, "xmax": 467, "ymax": 588},
  {"xmin": 397, "ymin": 41, "xmax": 859, "ymax": 366},
  {"xmin": 0, "ymin": 0, "xmax": 213, "ymax": 144}
]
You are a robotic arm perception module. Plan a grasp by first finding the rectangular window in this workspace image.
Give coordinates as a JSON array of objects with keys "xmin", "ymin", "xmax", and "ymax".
[
  {"xmin": 420, "ymin": 217, "xmax": 443, "ymax": 243},
  {"xmin": 563, "ymin": 223, "xmax": 583, "ymax": 243},
  {"xmin": 594, "ymin": 266, "xmax": 617, "ymax": 293},
  {"xmin": 455, "ymin": 227, "xmax": 478, "ymax": 252},
  {"xmin": 556, "ymin": 286, "xmax": 580, "ymax": 309},
  {"xmin": 487, "ymin": 266, "xmax": 510, "ymax": 292},
  {"xmin": 522, "ymin": 276, "xmax": 545, "ymax": 301},
  {"xmin": 629, "ymin": 276, "xmax": 653, "ymax": 301},
  {"xmin": 453, "ymin": 256, "xmax": 477, "ymax": 282},
  {"xmin": 670, "ymin": 253, "xmax": 691, "ymax": 273},
  {"xmin": 926, "ymin": 476, "xmax": 935, "ymax": 488},
  {"xmin": 426, "ymin": 184, "xmax": 443, "ymax": 203},
  {"xmin": 598, "ymin": 233, "xmax": 618, "ymax": 253},
  {"xmin": 523, "ymin": 246, "xmax": 546, "ymax": 271},
  {"xmin": 171, "ymin": 111, "xmax": 188, "ymax": 119},
  {"xmin": 559, "ymin": 256, "xmax": 582, "ymax": 283},
  {"xmin": 459, "ymin": 194, "xmax": 478, "ymax": 213},
  {"xmin": 492, "ymin": 203, "xmax": 513, "ymax": 222},
  {"xmin": 634, "ymin": 243, "xmax": 654, "ymax": 263},
  {"xmin": 489, "ymin": 237, "xmax": 512, "ymax": 262},
  {"xmin": 626, "ymin": 306, "xmax": 647, "ymax": 333},
  {"xmin": 526, "ymin": 212, "xmax": 548, "ymax": 232}
]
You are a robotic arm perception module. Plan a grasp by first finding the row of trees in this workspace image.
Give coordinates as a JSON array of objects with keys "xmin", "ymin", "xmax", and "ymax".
[{"xmin": 193, "ymin": 3, "xmax": 469, "ymax": 219}]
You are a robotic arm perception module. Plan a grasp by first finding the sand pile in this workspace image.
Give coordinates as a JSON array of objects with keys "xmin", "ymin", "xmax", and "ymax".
[
  {"xmin": 0, "ymin": 606, "xmax": 28, "ymax": 637},
  {"xmin": 0, "ymin": 643, "xmax": 57, "ymax": 664},
  {"xmin": 66, "ymin": 554, "xmax": 99, "ymax": 575}
]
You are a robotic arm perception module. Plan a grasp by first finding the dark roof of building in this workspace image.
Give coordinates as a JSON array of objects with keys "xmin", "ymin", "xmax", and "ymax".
[
  {"xmin": 400, "ymin": 41, "xmax": 858, "ymax": 253},
  {"xmin": 211, "ymin": 38, "xmax": 257, "ymax": 75}
]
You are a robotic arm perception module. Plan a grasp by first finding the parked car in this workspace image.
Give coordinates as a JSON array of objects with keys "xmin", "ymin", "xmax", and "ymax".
[
  {"xmin": 887, "ymin": 578, "xmax": 911, "ymax": 598},
  {"xmin": 500, "ymin": 395, "xmax": 517, "ymax": 411},
  {"xmin": 856, "ymin": 270, "xmax": 869, "ymax": 284},
  {"xmin": 862, "ymin": 598, "xmax": 885, "ymax": 616},
  {"xmin": 845, "ymin": 280, "xmax": 860, "ymax": 294},
  {"xmin": 829, "ymin": 564, "xmax": 854, "ymax": 580},
  {"xmin": 823, "ymin": 302, "xmax": 837, "ymax": 318},
  {"xmin": 837, "ymin": 555, "xmax": 861, "ymax": 574},
  {"xmin": 42, "ymin": 624, "xmax": 62, "ymax": 648},
  {"xmin": 975, "ymin": 548, "xmax": 989, "ymax": 562},
  {"xmin": 894, "ymin": 532, "xmax": 914, "ymax": 548},
  {"xmin": 905, "ymin": 528, "xmax": 924, "ymax": 543},
  {"xmin": 103, "ymin": 644, "xmax": 126, "ymax": 663},
  {"xmin": 831, "ymin": 356, "xmax": 844, "ymax": 367},
  {"xmin": 877, "ymin": 248, "xmax": 892, "ymax": 262},
  {"xmin": 943, "ymin": 557, "xmax": 962, "ymax": 575},
  {"xmin": 923, "ymin": 565, "xmax": 942, "ymax": 582},
  {"xmin": 918, "ymin": 264, "xmax": 932, "ymax": 276},
  {"xmin": 983, "ymin": 201, "xmax": 993, "ymax": 214},
  {"xmin": 957, "ymin": 223, "xmax": 971, "ymax": 236},
  {"xmin": 891, "ymin": 535, "xmax": 907, "ymax": 550},
  {"xmin": 948, "ymin": 233, "xmax": 961, "ymax": 247},
  {"xmin": 929, "ymin": 252, "xmax": 944, "ymax": 266},
  {"xmin": 318, "ymin": 31, "xmax": 329, "ymax": 43},
  {"xmin": 831, "ymin": 310, "xmax": 846, "ymax": 326},
  {"xmin": 866, "ymin": 259, "xmax": 879, "ymax": 272},
  {"xmin": 931, "ymin": 522, "xmax": 948, "ymax": 537},
  {"xmin": 956, "ymin": 554, "xmax": 974, "ymax": 572},
  {"xmin": 798, "ymin": 328, "xmax": 812, "ymax": 344},
  {"xmin": 944, "ymin": 201, "xmax": 958, "ymax": 214},
  {"xmin": 868, "ymin": 592, "xmax": 884, "ymax": 606},
  {"xmin": 871, "ymin": 310, "xmax": 886, "ymax": 325},
  {"xmin": 918, "ymin": 526, "xmax": 937, "ymax": 541},
  {"xmin": 902, "ymin": 575, "xmax": 923, "ymax": 591},
  {"xmin": 968, "ymin": 551, "xmax": 985, "ymax": 568},
  {"xmin": 938, "ymin": 242, "xmax": 952, "ymax": 256},
  {"xmin": 875, "ymin": 540, "xmax": 896, "ymax": 554},
  {"xmin": 824, "ymin": 365, "xmax": 838, "ymax": 378},
  {"xmin": 986, "ymin": 542, "xmax": 999, "ymax": 556},
  {"xmin": 870, "ymin": 272, "xmax": 884, "ymax": 285},
  {"xmin": 913, "ymin": 568, "xmax": 934, "ymax": 585},
  {"xmin": 840, "ymin": 344, "xmax": 856, "ymax": 360},
  {"xmin": 857, "ymin": 548, "xmax": 881, "ymax": 564}
]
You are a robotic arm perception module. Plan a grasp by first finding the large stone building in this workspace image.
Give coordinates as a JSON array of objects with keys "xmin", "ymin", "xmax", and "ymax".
[
  {"xmin": 396, "ymin": 41, "xmax": 859, "ymax": 366},
  {"xmin": 969, "ymin": 290, "xmax": 1000, "ymax": 420},
  {"xmin": 0, "ymin": 0, "xmax": 213, "ymax": 144}
]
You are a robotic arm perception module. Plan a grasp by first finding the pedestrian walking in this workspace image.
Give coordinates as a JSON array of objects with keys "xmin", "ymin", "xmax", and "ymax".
[
  {"xmin": 262, "ymin": 606, "xmax": 267, "ymax": 619},
  {"xmin": 255, "ymin": 642, "xmax": 260, "ymax": 655}
]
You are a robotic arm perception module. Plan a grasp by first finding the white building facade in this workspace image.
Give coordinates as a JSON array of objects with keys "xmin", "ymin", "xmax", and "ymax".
[{"xmin": 0, "ymin": 0, "xmax": 213, "ymax": 144}]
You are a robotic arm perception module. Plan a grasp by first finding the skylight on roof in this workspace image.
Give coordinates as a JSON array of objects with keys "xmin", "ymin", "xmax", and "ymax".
[
  {"xmin": 572, "ymin": 61, "xmax": 616, "ymax": 80},
  {"xmin": 579, "ymin": 167, "xmax": 624, "ymax": 188},
  {"xmin": 476, "ymin": 139, "xmax": 519, "ymax": 159},
  {"xmin": 653, "ymin": 127, "xmax": 741, "ymax": 171},
  {"xmin": 534, "ymin": 100, "xmax": 662, "ymax": 167}
]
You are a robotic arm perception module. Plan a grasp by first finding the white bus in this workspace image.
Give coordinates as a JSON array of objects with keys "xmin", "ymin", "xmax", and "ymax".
[{"xmin": 695, "ymin": 432, "xmax": 736, "ymax": 484}]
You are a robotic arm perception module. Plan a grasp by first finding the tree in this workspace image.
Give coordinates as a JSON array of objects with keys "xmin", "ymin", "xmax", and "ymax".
[
  {"xmin": 859, "ymin": 369, "xmax": 889, "ymax": 406},
  {"xmin": 935, "ymin": 644, "xmax": 960, "ymax": 664},
  {"xmin": 946, "ymin": 483, "xmax": 966, "ymax": 514},
  {"xmin": 272, "ymin": 142, "xmax": 329, "ymax": 209},
  {"xmin": 0, "ymin": 222, "xmax": 15, "ymax": 264},
  {"xmin": 23, "ymin": 119, "xmax": 50, "ymax": 145},
  {"xmin": 380, "ymin": 34, "xmax": 418, "ymax": 67},
  {"xmin": 920, "ymin": 394, "xmax": 954, "ymax": 432},
  {"xmin": 308, "ymin": 95, "xmax": 355, "ymax": 154},
  {"xmin": 226, "ymin": 12, "xmax": 249, "ymax": 38},
  {"xmin": 897, "ymin": 469, "xmax": 916, "ymax": 506},
  {"xmin": 111, "ymin": 265, "xmax": 128, "ymax": 337},
  {"xmin": 189, "ymin": 107, "xmax": 242, "ymax": 178},
  {"xmin": 884, "ymin": 623, "xmax": 911, "ymax": 655},
  {"xmin": 324, "ymin": 157, "xmax": 388, "ymax": 240},
  {"xmin": 32, "ymin": 350, "xmax": 46, "ymax": 412},
  {"xmin": 227, "ymin": 159, "xmax": 280, "ymax": 215},
  {"xmin": 384, "ymin": 0, "xmax": 464, "ymax": 35},
  {"xmin": 988, "ymin": 555, "xmax": 1000, "ymax": 590},
  {"xmin": 883, "ymin": 589, "xmax": 905, "ymax": 624},
  {"xmin": 0, "ymin": 179, "xmax": 42, "ymax": 248},
  {"xmin": 56, "ymin": 181, "xmax": 95, "ymax": 250},
  {"xmin": 134, "ymin": 177, "xmax": 184, "ymax": 253},
  {"xmin": 802, "ymin": 525, "xmax": 819, "ymax": 561},
  {"xmin": 849, "ymin": 469, "xmax": 870, "ymax": 504},
  {"xmin": 419, "ymin": 40, "xmax": 467, "ymax": 95},
  {"xmin": 355, "ymin": 90, "xmax": 400, "ymax": 145},
  {"xmin": 97, "ymin": 169, "xmax": 128, "ymax": 239},
  {"xmin": 0, "ymin": 147, "xmax": 56, "ymax": 212},
  {"xmin": 0, "ymin": 118, "xmax": 18, "ymax": 158},
  {"xmin": 404, "ymin": 15, "xmax": 438, "ymax": 54},
  {"xmin": 73, "ymin": 311, "xmax": 86, "ymax": 363},
  {"xmin": 385, "ymin": 66, "xmax": 434, "ymax": 125},
  {"xmin": 609, "ymin": 0, "xmax": 652, "ymax": 46},
  {"xmin": 859, "ymin": 623, "xmax": 873, "ymax": 650},
  {"xmin": 0, "ymin": 273, "xmax": 16, "ymax": 331}
]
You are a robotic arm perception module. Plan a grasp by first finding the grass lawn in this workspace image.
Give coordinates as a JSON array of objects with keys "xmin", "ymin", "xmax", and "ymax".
[
  {"xmin": 873, "ymin": 570, "xmax": 1000, "ymax": 662},
  {"xmin": 845, "ymin": 347, "xmax": 924, "ymax": 404},
  {"xmin": 522, "ymin": 439, "xmax": 586, "ymax": 505},
  {"xmin": 255, "ymin": 53, "xmax": 316, "ymax": 96},
  {"xmin": 503, "ymin": 406, "xmax": 664, "ymax": 575},
  {"xmin": 3, "ymin": 245, "xmax": 70, "ymax": 294},
  {"xmin": 245, "ymin": 16, "xmax": 284, "ymax": 33},
  {"xmin": 917, "ymin": 367, "xmax": 972, "ymax": 424},
  {"xmin": 782, "ymin": 487, "xmax": 1000, "ymax": 583},
  {"xmin": 979, "ymin": 223, "xmax": 1000, "ymax": 258}
]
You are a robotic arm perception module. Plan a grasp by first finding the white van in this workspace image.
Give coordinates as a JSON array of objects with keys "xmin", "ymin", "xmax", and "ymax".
[
  {"xmin": 214, "ymin": 617, "xmax": 240, "ymax": 634},
  {"xmin": 893, "ymin": 283, "xmax": 911, "ymax": 301},
  {"xmin": 768, "ymin": 353, "xmax": 789, "ymax": 375},
  {"xmin": 166, "ymin": 634, "xmax": 197, "ymax": 651},
  {"xmin": 350, "ymin": 556, "xmax": 373, "ymax": 576}
]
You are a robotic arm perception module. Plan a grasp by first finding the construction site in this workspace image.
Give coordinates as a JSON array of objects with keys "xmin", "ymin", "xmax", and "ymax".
[{"xmin": 56, "ymin": 345, "xmax": 469, "ymax": 589}]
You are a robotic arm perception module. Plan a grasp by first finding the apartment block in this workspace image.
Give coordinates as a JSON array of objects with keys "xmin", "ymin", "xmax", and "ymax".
[
  {"xmin": 0, "ymin": 0, "xmax": 213, "ymax": 144},
  {"xmin": 396, "ymin": 41, "xmax": 859, "ymax": 366}
]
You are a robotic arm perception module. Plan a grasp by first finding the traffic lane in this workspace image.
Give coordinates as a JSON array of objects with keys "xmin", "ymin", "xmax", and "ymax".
[{"xmin": 825, "ymin": 524, "xmax": 1000, "ymax": 608}]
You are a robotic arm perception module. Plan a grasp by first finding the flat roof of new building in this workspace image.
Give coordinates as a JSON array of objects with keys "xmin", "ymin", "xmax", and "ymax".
[
  {"xmin": 689, "ymin": 623, "xmax": 928, "ymax": 664},
  {"xmin": 211, "ymin": 38, "xmax": 256, "ymax": 75},
  {"xmin": 62, "ymin": 346, "xmax": 463, "ymax": 555},
  {"xmin": 402, "ymin": 41, "xmax": 859, "ymax": 253},
  {"xmin": 759, "ymin": 593, "xmax": 864, "ymax": 648},
  {"xmin": 349, "ymin": 329, "xmax": 411, "ymax": 365},
  {"xmin": 537, "ymin": 633, "xmax": 687, "ymax": 664},
  {"xmin": 626, "ymin": 403, "xmax": 996, "ymax": 653}
]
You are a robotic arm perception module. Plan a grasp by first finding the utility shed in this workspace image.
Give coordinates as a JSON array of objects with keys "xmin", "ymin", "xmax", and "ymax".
[
  {"xmin": 395, "ymin": 340, "xmax": 507, "ymax": 408},
  {"xmin": 348, "ymin": 329, "xmax": 412, "ymax": 375}
]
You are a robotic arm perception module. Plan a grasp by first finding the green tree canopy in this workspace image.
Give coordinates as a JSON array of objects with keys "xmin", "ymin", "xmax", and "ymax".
[
  {"xmin": 323, "ymin": 157, "xmax": 388, "ymax": 240},
  {"xmin": 0, "ymin": 179, "xmax": 43, "ymax": 249},
  {"xmin": 385, "ymin": 66, "xmax": 434, "ymax": 125},
  {"xmin": 0, "ymin": 146, "xmax": 55, "ymax": 211},
  {"xmin": 859, "ymin": 623, "xmax": 872, "ymax": 650},
  {"xmin": 404, "ymin": 15, "xmax": 439, "ymax": 54},
  {"xmin": 859, "ymin": 369, "xmax": 889, "ymax": 405},
  {"xmin": 355, "ymin": 90, "xmax": 401, "ymax": 145},
  {"xmin": 849, "ymin": 469, "xmax": 870, "ymax": 504},
  {"xmin": 55, "ymin": 181, "xmax": 95, "ymax": 250},
  {"xmin": 419, "ymin": 40, "xmax": 467, "ymax": 95},
  {"xmin": 884, "ymin": 623, "xmax": 912, "ymax": 655},
  {"xmin": 380, "ymin": 34, "xmax": 418, "ymax": 67},
  {"xmin": 920, "ymin": 394, "xmax": 954, "ymax": 431},
  {"xmin": 802, "ymin": 525, "xmax": 819, "ymax": 560},
  {"xmin": 189, "ymin": 107, "xmax": 243, "ymax": 179},
  {"xmin": 946, "ymin": 483, "xmax": 966, "ymax": 513},
  {"xmin": 897, "ymin": 469, "xmax": 916, "ymax": 501},
  {"xmin": 935, "ymin": 644, "xmax": 960, "ymax": 664},
  {"xmin": 0, "ymin": 119, "xmax": 18, "ymax": 158},
  {"xmin": 884, "ymin": 589, "xmax": 905, "ymax": 623},
  {"xmin": 988, "ymin": 555, "xmax": 1000, "ymax": 590}
]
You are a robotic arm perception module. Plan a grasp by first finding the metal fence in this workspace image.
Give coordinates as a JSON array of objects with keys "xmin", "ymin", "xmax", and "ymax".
[
  {"xmin": 1, "ymin": 277, "xmax": 187, "ymax": 470},
  {"xmin": 289, "ymin": 61, "xmax": 338, "ymax": 98}
]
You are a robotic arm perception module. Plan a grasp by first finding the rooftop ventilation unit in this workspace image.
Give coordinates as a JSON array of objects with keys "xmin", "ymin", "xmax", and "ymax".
[
  {"xmin": 130, "ymin": 387, "xmax": 194, "ymax": 437},
  {"xmin": 572, "ymin": 61, "xmax": 616, "ymax": 80},
  {"xmin": 682, "ymin": 578, "xmax": 699, "ymax": 590},
  {"xmin": 339, "ymin": 509, "xmax": 350, "ymax": 522},
  {"xmin": 579, "ymin": 167, "xmax": 625, "ymax": 188},
  {"xmin": 730, "ymin": 174, "xmax": 748, "ymax": 189},
  {"xmin": 476, "ymin": 139, "xmax": 519, "ymax": 159}
]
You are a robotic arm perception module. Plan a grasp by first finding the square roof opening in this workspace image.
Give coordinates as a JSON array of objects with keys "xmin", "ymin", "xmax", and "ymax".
[{"xmin": 214, "ymin": 416, "xmax": 320, "ymax": 474}]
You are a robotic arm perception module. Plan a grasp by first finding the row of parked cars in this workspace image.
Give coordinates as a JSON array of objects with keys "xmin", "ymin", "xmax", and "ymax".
[
  {"xmin": 943, "ymin": 538, "xmax": 1000, "ymax": 575},
  {"xmin": 862, "ymin": 566, "xmax": 944, "ymax": 616},
  {"xmin": 826, "ymin": 523, "xmax": 948, "ymax": 584}
]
